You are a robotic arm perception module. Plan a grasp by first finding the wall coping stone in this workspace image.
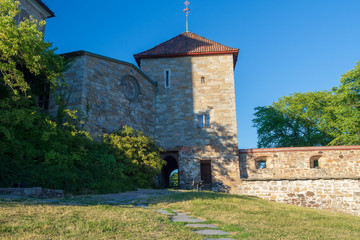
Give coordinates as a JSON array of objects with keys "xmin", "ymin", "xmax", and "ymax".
[
  {"xmin": 239, "ymin": 145, "xmax": 360, "ymax": 153},
  {"xmin": 241, "ymin": 176, "xmax": 360, "ymax": 181},
  {"xmin": 0, "ymin": 187, "xmax": 64, "ymax": 198},
  {"xmin": 61, "ymin": 50, "xmax": 157, "ymax": 87}
]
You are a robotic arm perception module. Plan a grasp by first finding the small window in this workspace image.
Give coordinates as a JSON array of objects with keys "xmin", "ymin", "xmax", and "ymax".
[
  {"xmin": 255, "ymin": 157, "xmax": 267, "ymax": 169},
  {"xmin": 310, "ymin": 155, "xmax": 321, "ymax": 168},
  {"xmin": 201, "ymin": 76, "xmax": 205, "ymax": 84},
  {"xmin": 164, "ymin": 69, "xmax": 171, "ymax": 88},
  {"xmin": 198, "ymin": 114, "xmax": 210, "ymax": 128}
]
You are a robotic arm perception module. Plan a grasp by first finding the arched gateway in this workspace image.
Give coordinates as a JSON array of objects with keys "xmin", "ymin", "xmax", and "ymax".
[{"xmin": 161, "ymin": 155, "xmax": 178, "ymax": 188}]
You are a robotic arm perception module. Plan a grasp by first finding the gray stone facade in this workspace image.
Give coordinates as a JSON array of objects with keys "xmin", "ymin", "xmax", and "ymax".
[
  {"xmin": 141, "ymin": 55, "xmax": 238, "ymax": 149},
  {"xmin": 50, "ymin": 51, "xmax": 157, "ymax": 137},
  {"xmin": 140, "ymin": 55, "xmax": 239, "ymax": 190},
  {"xmin": 56, "ymin": 51, "xmax": 239, "ymax": 191},
  {"xmin": 17, "ymin": 0, "xmax": 360, "ymax": 216},
  {"xmin": 17, "ymin": 0, "xmax": 54, "ymax": 32}
]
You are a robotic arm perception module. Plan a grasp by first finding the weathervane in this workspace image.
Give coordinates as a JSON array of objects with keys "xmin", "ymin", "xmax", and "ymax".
[{"xmin": 183, "ymin": 1, "xmax": 191, "ymax": 32}]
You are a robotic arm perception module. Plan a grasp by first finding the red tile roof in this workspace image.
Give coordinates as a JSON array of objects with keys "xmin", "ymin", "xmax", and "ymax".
[{"xmin": 134, "ymin": 31, "xmax": 239, "ymax": 67}]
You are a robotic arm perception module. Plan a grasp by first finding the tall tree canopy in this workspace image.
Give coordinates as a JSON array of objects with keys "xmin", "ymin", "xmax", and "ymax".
[
  {"xmin": 0, "ymin": 0, "xmax": 64, "ymax": 96},
  {"xmin": 253, "ymin": 61, "xmax": 360, "ymax": 148},
  {"xmin": 0, "ymin": 1, "xmax": 164, "ymax": 194}
]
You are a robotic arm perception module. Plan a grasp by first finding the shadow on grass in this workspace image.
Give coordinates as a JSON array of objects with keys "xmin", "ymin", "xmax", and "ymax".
[
  {"xmin": 0, "ymin": 190, "xmax": 258, "ymax": 207},
  {"xmin": 144, "ymin": 190, "xmax": 256, "ymax": 205}
]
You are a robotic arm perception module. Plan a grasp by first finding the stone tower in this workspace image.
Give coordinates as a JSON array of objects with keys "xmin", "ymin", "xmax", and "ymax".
[
  {"xmin": 17, "ymin": 0, "xmax": 54, "ymax": 32},
  {"xmin": 134, "ymin": 32, "xmax": 240, "ymax": 191}
]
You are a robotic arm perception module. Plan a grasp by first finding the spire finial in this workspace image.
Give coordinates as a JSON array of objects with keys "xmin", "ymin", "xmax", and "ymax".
[{"xmin": 183, "ymin": 1, "xmax": 191, "ymax": 32}]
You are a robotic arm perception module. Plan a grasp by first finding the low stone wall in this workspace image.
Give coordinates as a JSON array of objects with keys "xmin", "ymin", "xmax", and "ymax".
[
  {"xmin": 0, "ymin": 187, "xmax": 64, "ymax": 198},
  {"xmin": 239, "ymin": 146, "xmax": 360, "ymax": 179},
  {"xmin": 235, "ymin": 177, "xmax": 360, "ymax": 216}
]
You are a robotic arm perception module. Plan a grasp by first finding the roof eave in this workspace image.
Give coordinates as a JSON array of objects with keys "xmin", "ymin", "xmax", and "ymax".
[
  {"xmin": 62, "ymin": 50, "xmax": 157, "ymax": 87},
  {"xmin": 134, "ymin": 50, "xmax": 239, "ymax": 68},
  {"xmin": 32, "ymin": 0, "xmax": 55, "ymax": 18}
]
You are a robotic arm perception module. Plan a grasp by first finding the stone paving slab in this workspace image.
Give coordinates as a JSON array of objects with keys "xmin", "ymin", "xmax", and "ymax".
[
  {"xmin": 194, "ymin": 229, "xmax": 231, "ymax": 235},
  {"xmin": 176, "ymin": 212, "xmax": 190, "ymax": 216},
  {"xmin": 204, "ymin": 238, "xmax": 235, "ymax": 240},
  {"xmin": 185, "ymin": 224, "xmax": 218, "ymax": 228},
  {"xmin": 171, "ymin": 216, "xmax": 205, "ymax": 223},
  {"xmin": 156, "ymin": 209, "xmax": 174, "ymax": 215},
  {"xmin": 161, "ymin": 209, "xmax": 234, "ymax": 238}
]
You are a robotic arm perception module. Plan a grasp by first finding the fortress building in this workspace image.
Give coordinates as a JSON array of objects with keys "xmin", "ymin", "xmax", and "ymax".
[
  {"xmin": 15, "ymin": 0, "xmax": 54, "ymax": 32},
  {"xmin": 19, "ymin": 0, "xmax": 360, "ymax": 216},
  {"xmin": 54, "ymin": 31, "xmax": 240, "ymax": 190}
]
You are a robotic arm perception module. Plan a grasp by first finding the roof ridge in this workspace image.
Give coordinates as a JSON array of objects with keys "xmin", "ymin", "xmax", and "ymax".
[
  {"xmin": 133, "ymin": 31, "xmax": 239, "ymax": 67},
  {"xmin": 135, "ymin": 32, "xmax": 189, "ymax": 58},
  {"xmin": 184, "ymin": 31, "xmax": 238, "ymax": 51}
]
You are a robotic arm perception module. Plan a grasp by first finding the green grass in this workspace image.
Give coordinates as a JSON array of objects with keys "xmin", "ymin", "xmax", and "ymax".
[
  {"xmin": 0, "ymin": 203, "xmax": 201, "ymax": 240},
  {"xmin": 1, "ymin": 191, "xmax": 360, "ymax": 239},
  {"xmin": 148, "ymin": 191, "xmax": 360, "ymax": 240}
]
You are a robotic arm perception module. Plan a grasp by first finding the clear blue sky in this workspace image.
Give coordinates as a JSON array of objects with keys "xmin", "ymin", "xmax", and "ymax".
[{"xmin": 43, "ymin": 0, "xmax": 360, "ymax": 149}]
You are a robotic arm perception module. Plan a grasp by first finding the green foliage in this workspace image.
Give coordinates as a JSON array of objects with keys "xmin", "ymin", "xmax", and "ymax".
[
  {"xmin": 0, "ymin": 96, "xmax": 164, "ymax": 193},
  {"xmin": 253, "ymin": 61, "xmax": 360, "ymax": 147},
  {"xmin": 330, "ymin": 62, "xmax": 360, "ymax": 145},
  {"xmin": 0, "ymin": 0, "xmax": 64, "ymax": 96},
  {"xmin": 105, "ymin": 126, "xmax": 165, "ymax": 188},
  {"xmin": 0, "ymin": 0, "xmax": 164, "ymax": 194},
  {"xmin": 169, "ymin": 171, "xmax": 179, "ymax": 187}
]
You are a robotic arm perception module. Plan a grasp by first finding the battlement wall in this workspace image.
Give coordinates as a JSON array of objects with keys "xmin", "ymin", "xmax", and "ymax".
[
  {"xmin": 235, "ymin": 146, "xmax": 360, "ymax": 215},
  {"xmin": 238, "ymin": 145, "xmax": 360, "ymax": 179}
]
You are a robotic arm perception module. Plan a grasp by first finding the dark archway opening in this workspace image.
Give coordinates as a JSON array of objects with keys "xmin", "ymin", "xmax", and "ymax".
[{"xmin": 161, "ymin": 156, "xmax": 178, "ymax": 188}]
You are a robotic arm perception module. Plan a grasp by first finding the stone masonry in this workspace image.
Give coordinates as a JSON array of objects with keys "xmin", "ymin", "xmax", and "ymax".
[
  {"xmin": 237, "ymin": 178, "xmax": 360, "ymax": 216},
  {"xmin": 49, "ymin": 51, "xmax": 157, "ymax": 137},
  {"xmin": 236, "ymin": 146, "xmax": 360, "ymax": 215},
  {"xmin": 140, "ymin": 54, "xmax": 239, "ymax": 190},
  {"xmin": 18, "ymin": 0, "xmax": 54, "ymax": 32},
  {"xmin": 22, "ymin": 2, "xmax": 360, "ymax": 216},
  {"xmin": 239, "ymin": 145, "xmax": 360, "ymax": 179}
]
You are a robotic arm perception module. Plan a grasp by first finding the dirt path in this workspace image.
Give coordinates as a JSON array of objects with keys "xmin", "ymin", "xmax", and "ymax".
[{"xmin": 0, "ymin": 189, "xmax": 182, "ymax": 206}]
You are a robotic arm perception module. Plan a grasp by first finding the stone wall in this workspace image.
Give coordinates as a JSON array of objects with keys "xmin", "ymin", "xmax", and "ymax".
[
  {"xmin": 180, "ymin": 146, "xmax": 239, "ymax": 191},
  {"xmin": 0, "ymin": 187, "xmax": 64, "ymax": 198},
  {"xmin": 236, "ymin": 146, "xmax": 360, "ymax": 215},
  {"xmin": 18, "ymin": 0, "xmax": 53, "ymax": 32},
  {"xmin": 50, "ymin": 51, "xmax": 157, "ymax": 137},
  {"xmin": 236, "ymin": 178, "xmax": 360, "ymax": 216},
  {"xmin": 239, "ymin": 146, "xmax": 360, "ymax": 179},
  {"xmin": 141, "ymin": 54, "xmax": 238, "ymax": 190}
]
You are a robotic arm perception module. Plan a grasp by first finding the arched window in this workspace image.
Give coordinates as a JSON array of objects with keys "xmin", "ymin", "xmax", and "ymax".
[
  {"xmin": 255, "ymin": 156, "xmax": 267, "ymax": 169},
  {"xmin": 310, "ymin": 155, "xmax": 321, "ymax": 168}
]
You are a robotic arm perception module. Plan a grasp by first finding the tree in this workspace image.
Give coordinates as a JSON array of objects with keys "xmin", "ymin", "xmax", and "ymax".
[
  {"xmin": 104, "ymin": 126, "xmax": 165, "ymax": 188},
  {"xmin": 169, "ymin": 170, "xmax": 179, "ymax": 187},
  {"xmin": 0, "ymin": 0, "xmax": 64, "ymax": 97},
  {"xmin": 0, "ymin": 1, "xmax": 165, "ymax": 194},
  {"xmin": 253, "ymin": 61, "xmax": 360, "ymax": 147}
]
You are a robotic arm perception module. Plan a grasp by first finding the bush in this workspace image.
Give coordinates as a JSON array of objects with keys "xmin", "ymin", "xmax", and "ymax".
[
  {"xmin": 105, "ymin": 126, "xmax": 165, "ymax": 189},
  {"xmin": 0, "ymin": 96, "xmax": 164, "ymax": 194}
]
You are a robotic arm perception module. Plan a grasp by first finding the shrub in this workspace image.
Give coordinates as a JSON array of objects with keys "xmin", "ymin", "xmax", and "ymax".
[{"xmin": 0, "ymin": 96, "xmax": 164, "ymax": 194}]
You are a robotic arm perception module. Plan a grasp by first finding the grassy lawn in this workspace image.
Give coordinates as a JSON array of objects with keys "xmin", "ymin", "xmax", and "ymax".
[
  {"xmin": 0, "ymin": 202, "xmax": 201, "ymax": 239},
  {"xmin": 1, "ymin": 191, "xmax": 360, "ymax": 239},
  {"xmin": 148, "ymin": 191, "xmax": 360, "ymax": 240}
]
